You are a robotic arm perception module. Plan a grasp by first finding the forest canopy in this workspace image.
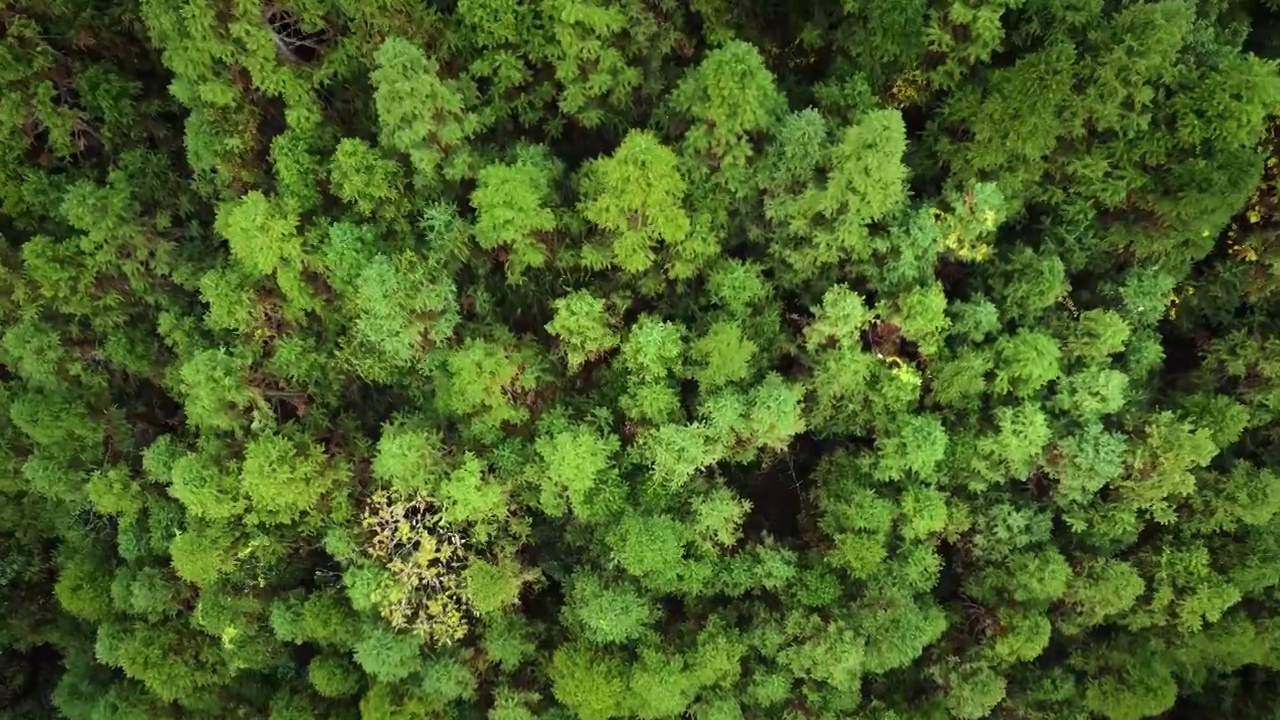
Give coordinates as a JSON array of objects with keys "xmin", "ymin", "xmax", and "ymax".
[{"xmin": 5, "ymin": 1, "xmax": 1280, "ymax": 719}]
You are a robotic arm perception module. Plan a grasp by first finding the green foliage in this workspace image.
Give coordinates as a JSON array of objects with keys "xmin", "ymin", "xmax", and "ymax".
[
  {"xmin": 550, "ymin": 644, "xmax": 628, "ymax": 720},
  {"xmin": 668, "ymin": 40, "xmax": 784, "ymax": 202},
  {"xmin": 993, "ymin": 330, "xmax": 1062, "ymax": 397},
  {"xmin": 341, "ymin": 250, "xmax": 461, "ymax": 380},
  {"xmin": 372, "ymin": 37, "xmax": 476, "ymax": 186},
  {"xmin": 608, "ymin": 513, "xmax": 690, "ymax": 592},
  {"xmin": 4, "ymin": 5, "xmax": 1280, "ymax": 720},
  {"xmin": 472, "ymin": 147, "xmax": 562, "ymax": 280},
  {"xmin": 579, "ymin": 130, "xmax": 694, "ymax": 276},
  {"xmin": 546, "ymin": 291, "xmax": 620, "ymax": 371},
  {"xmin": 764, "ymin": 108, "xmax": 911, "ymax": 279},
  {"xmin": 690, "ymin": 321, "xmax": 757, "ymax": 390},
  {"xmin": 354, "ymin": 624, "xmax": 425, "ymax": 683},
  {"xmin": 535, "ymin": 422, "xmax": 622, "ymax": 519},
  {"xmin": 372, "ymin": 418, "xmax": 446, "ymax": 495},
  {"xmin": 564, "ymin": 573, "xmax": 657, "ymax": 644},
  {"xmin": 626, "ymin": 647, "xmax": 699, "ymax": 718},
  {"xmin": 240, "ymin": 430, "xmax": 336, "ymax": 524},
  {"xmin": 176, "ymin": 350, "xmax": 259, "ymax": 433},
  {"xmin": 463, "ymin": 556, "xmax": 527, "ymax": 616},
  {"xmin": 330, "ymin": 138, "xmax": 401, "ymax": 217},
  {"xmin": 214, "ymin": 191, "xmax": 309, "ymax": 305}
]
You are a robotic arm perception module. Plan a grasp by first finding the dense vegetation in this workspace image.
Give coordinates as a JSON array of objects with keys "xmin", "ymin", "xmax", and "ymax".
[{"xmin": 5, "ymin": 1, "xmax": 1280, "ymax": 718}]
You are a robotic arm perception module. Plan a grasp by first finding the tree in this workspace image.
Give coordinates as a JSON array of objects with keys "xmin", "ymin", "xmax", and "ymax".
[
  {"xmin": 578, "ymin": 130, "xmax": 694, "ymax": 277},
  {"xmin": 4, "ymin": 4, "xmax": 1280, "ymax": 720},
  {"xmin": 546, "ymin": 291, "xmax": 620, "ymax": 371},
  {"xmin": 371, "ymin": 37, "xmax": 478, "ymax": 187},
  {"xmin": 763, "ymin": 108, "xmax": 910, "ymax": 280},
  {"xmin": 472, "ymin": 146, "xmax": 563, "ymax": 281}
]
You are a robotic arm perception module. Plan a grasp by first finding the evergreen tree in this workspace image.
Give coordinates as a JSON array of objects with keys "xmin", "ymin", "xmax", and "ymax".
[{"xmin": 3, "ymin": 2, "xmax": 1280, "ymax": 719}]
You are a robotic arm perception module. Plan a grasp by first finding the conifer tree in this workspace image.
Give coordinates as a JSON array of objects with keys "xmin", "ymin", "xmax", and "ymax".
[{"xmin": 4, "ymin": 2, "xmax": 1280, "ymax": 719}]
